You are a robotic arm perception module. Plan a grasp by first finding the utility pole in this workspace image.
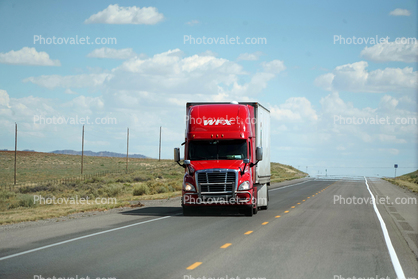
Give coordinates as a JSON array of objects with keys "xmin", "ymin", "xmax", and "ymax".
[
  {"xmin": 81, "ymin": 125, "xmax": 84, "ymax": 175},
  {"xmin": 126, "ymin": 128, "xmax": 129, "ymax": 174},
  {"xmin": 159, "ymin": 126, "xmax": 162, "ymax": 161},
  {"xmin": 306, "ymin": 166, "xmax": 308, "ymax": 174},
  {"xmin": 14, "ymin": 123, "xmax": 17, "ymax": 186},
  {"xmin": 394, "ymin": 164, "xmax": 398, "ymax": 178}
]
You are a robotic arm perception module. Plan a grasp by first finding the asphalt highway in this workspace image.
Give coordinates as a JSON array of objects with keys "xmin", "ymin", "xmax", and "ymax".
[{"xmin": 1, "ymin": 178, "xmax": 417, "ymax": 279}]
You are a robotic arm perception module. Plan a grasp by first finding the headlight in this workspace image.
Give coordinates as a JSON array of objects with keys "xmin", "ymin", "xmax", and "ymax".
[
  {"xmin": 238, "ymin": 181, "xmax": 250, "ymax": 190},
  {"xmin": 183, "ymin": 182, "xmax": 196, "ymax": 192}
]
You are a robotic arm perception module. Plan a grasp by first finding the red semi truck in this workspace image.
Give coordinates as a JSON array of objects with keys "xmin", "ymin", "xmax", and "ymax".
[{"xmin": 174, "ymin": 102, "xmax": 271, "ymax": 216}]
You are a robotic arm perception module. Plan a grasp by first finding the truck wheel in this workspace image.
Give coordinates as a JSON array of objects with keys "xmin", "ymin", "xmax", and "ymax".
[
  {"xmin": 253, "ymin": 204, "xmax": 258, "ymax": 214},
  {"xmin": 260, "ymin": 190, "xmax": 269, "ymax": 210},
  {"xmin": 244, "ymin": 206, "xmax": 253, "ymax": 217}
]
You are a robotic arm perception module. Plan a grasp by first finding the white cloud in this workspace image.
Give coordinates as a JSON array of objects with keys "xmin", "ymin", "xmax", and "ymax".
[
  {"xmin": 227, "ymin": 72, "xmax": 276, "ymax": 97},
  {"xmin": 62, "ymin": 96, "xmax": 104, "ymax": 114},
  {"xmin": 237, "ymin": 52, "xmax": 263, "ymax": 61},
  {"xmin": 261, "ymin": 60, "xmax": 286, "ymax": 74},
  {"xmin": 0, "ymin": 89, "xmax": 11, "ymax": 108},
  {"xmin": 270, "ymin": 97, "xmax": 318, "ymax": 122},
  {"xmin": 110, "ymin": 49, "xmax": 249, "ymax": 97},
  {"xmin": 186, "ymin": 20, "xmax": 200, "ymax": 26},
  {"xmin": 24, "ymin": 49, "xmax": 284, "ymax": 106},
  {"xmin": 199, "ymin": 50, "xmax": 218, "ymax": 57},
  {"xmin": 23, "ymin": 73, "xmax": 112, "ymax": 89},
  {"xmin": 318, "ymin": 92, "xmax": 417, "ymax": 145},
  {"xmin": 87, "ymin": 48, "xmax": 140, "ymax": 59},
  {"xmin": 389, "ymin": 8, "xmax": 411, "ymax": 16},
  {"xmin": 314, "ymin": 61, "xmax": 417, "ymax": 93},
  {"xmin": 361, "ymin": 42, "xmax": 418, "ymax": 62},
  {"xmin": 84, "ymin": 4, "xmax": 164, "ymax": 25},
  {"xmin": 0, "ymin": 47, "xmax": 60, "ymax": 66},
  {"xmin": 64, "ymin": 89, "xmax": 78, "ymax": 95},
  {"xmin": 378, "ymin": 134, "xmax": 407, "ymax": 144}
]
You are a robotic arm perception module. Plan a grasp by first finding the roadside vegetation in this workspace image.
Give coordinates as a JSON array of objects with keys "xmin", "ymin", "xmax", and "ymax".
[
  {"xmin": 0, "ymin": 151, "xmax": 307, "ymax": 225},
  {"xmin": 0, "ymin": 151, "xmax": 150, "ymax": 185},
  {"xmin": 270, "ymin": 163, "xmax": 307, "ymax": 183},
  {"xmin": 384, "ymin": 170, "xmax": 418, "ymax": 193}
]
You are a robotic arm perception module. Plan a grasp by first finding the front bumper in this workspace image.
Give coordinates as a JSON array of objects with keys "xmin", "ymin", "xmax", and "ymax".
[{"xmin": 182, "ymin": 190, "xmax": 253, "ymax": 206}]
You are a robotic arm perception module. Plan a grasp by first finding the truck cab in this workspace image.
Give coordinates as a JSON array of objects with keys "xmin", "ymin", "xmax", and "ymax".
[{"xmin": 174, "ymin": 102, "xmax": 270, "ymax": 216}]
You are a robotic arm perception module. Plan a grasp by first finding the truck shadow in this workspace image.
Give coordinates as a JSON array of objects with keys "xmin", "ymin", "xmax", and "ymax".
[
  {"xmin": 120, "ymin": 206, "xmax": 248, "ymax": 217},
  {"xmin": 120, "ymin": 207, "xmax": 182, "ymax": 217}
]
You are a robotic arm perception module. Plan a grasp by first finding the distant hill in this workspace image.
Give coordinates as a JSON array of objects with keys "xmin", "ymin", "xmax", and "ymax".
[{"xmin": 50, "ymin": 150, "xmax": 148, "ymax": 159}]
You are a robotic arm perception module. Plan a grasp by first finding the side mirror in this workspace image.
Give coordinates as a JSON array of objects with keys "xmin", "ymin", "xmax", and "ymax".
[
  {"xmin": 256, "ymin": 147, "xmax": 263, "ymax": 161},
  {"xmin": 174, "ymin": 148, "xmax": 180, "ymax": 162},
  {"xmin": 184, "ymin": 160, "xmax": 190, "ymax": 165},
  {"xmin": 243, "ymin": 159, "xmax": 250, "ymax": 164}
]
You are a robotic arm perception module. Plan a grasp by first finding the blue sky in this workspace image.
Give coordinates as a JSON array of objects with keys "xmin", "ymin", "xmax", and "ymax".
[{"xmin": 0, "ymin": 0, "xmax": 417, "ymax": 177}]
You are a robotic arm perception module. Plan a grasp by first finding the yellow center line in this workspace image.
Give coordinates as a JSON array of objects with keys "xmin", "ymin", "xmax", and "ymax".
[
  {"xmin": 220, "ymin": 243, "xmax": 232, "ymax": 249},
  {"xmin": 275, "ymin": 215, "xmax": 281, "ymax": 218},
  {"xmin": 297, "ymin": 203, "xmax": 301, "ymax": 205},
  {"xmin": 187, "ymin": 262, "xmax": 202, "ymax": 270},
  {"xmin": 307, "ymin": 197, "xmax": 310, "ymax": 199},
  {"xmin": 284, "ymin": 210, "xmax": 289, "ymax": 213},
  {"xmin": 244, "ymin": 231, "xmax": 253, "ymax": 235},
  {"xmin": 291, "ymin": 206, "xmax": 295, "ymax": 208},
  {"xmin": 302, "ymin": 200, "xmax": 305, "ymax": 201},
  {"xmin": 262, "ymin": 222, "xmax": 268, "ymax": 225}
]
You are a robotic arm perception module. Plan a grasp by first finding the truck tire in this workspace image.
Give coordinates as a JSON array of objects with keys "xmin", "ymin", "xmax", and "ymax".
[
  {"xmin": 260, "ymin": 190, "xmax": 269, "ymax": 210},
  {"xmin": 253, "ymin": 204, "xmax": 258, "ymax": 214},
  {"xmin": 244, "ymin": 206, "xmax": 253, "ymax": 216},
  {"xmin": 253, "ymin": 186, "xmax": 258, "ymax": 214}
]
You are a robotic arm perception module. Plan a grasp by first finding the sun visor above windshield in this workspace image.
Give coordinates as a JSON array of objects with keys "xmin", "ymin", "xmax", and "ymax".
[{"xmin": 186, "ymin": 104, "xmax": 254, "ymax": 140}]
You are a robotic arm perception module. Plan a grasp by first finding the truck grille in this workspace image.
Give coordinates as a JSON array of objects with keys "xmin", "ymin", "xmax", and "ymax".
[{"xmin": 197, "ymin": 171, "xmax": 236, "ymax": 193}]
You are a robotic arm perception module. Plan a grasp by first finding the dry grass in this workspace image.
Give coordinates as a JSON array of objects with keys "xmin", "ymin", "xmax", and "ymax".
[
  {"xmin": 271, "ymin": 162, "xmax": 307, "ymax": 183},
  {"xmin": 384, "ymin": 170, "xmax": 418, "ymax": 193},
  {"xmin": 0, "ymin": 151, "xmax": 154, "ymax": 186}
]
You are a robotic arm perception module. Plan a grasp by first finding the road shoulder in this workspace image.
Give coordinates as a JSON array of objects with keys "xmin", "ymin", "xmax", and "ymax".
[{"xmin": 368, "ymin": 178, "xmax": 418, "ymax": 275}]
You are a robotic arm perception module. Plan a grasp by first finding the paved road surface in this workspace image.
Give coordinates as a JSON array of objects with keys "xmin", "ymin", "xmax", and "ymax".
[{"xmin": 1, "ymin": 178, "xmax": 417, "ymax": 279}]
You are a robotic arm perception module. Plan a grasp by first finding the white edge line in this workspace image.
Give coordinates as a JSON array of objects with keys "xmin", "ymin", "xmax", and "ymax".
[
  {"xmin": 364, "ymin": 177, "xmax": 405, "ymax": 279},
  {"xmin": 269, "ymin": 180, "xmax": 312, "ymax": 192},
  {"xmin": 0, "ymin": 215, "xmax": 171, "ymax": 261}
]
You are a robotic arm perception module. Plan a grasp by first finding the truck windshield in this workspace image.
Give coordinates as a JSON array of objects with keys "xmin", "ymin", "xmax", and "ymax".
[{"xmin": 188, "ymin": 140, "xmax": 248, "ymax": 160}]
